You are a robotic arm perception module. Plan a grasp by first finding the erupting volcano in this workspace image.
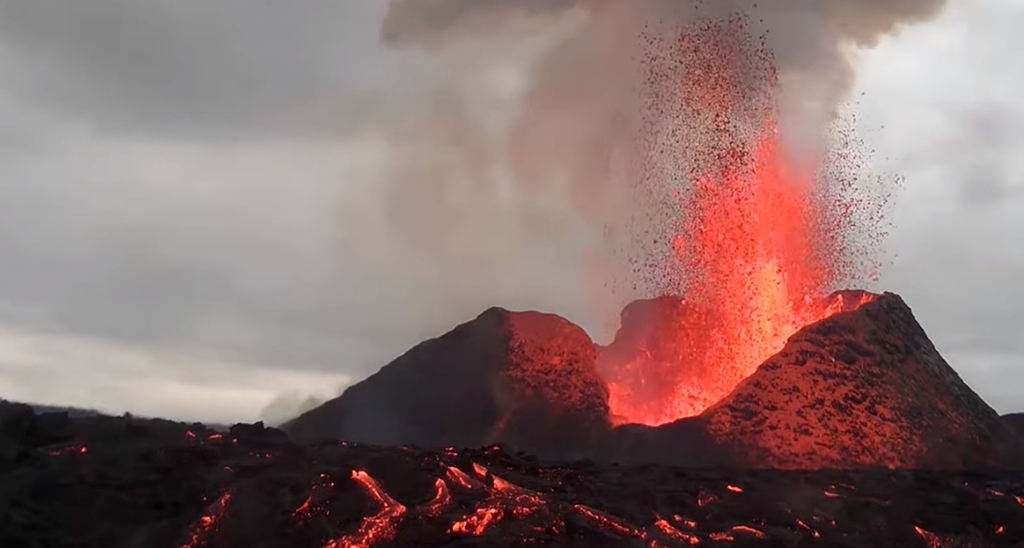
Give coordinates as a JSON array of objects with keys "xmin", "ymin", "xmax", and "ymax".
[
  {"xmin": 9, "ymin": 2, "xmax": 1024, "ymax": 547},
  {"xmin": 283, "ymin": 12, "xmax": 1022, "ymax": 473},
  {"xmin": 597, "ymin": 17, "xmax": 881, "ymax": 425}
]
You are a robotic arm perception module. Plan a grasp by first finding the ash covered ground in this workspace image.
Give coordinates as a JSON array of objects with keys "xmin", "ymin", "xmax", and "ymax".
[{"xmin": 3, "ymin": 291, "xmax": 1024, "ymax": 548}]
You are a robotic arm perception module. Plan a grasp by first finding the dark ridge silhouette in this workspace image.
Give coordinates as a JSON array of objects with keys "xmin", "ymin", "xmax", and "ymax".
[
  {"xmin": 0, "ymin": 399, "xmax": 231, "ymax": 432},
  {"xmin": 26, "ymin": 403, "xmax": 105, "ymax": 419}
]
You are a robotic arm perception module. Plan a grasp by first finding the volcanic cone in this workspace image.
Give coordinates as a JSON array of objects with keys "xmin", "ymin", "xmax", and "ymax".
[
  {"xmin": 284, "ymin": 308, "xmax": 610, "ymax": 459},
  {"xmin": 700, "ymin": 292, "xmax": 1024, "ymax": 469}
]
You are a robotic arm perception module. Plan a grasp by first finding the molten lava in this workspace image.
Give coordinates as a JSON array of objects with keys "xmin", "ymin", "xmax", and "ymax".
[
  {"xmin": 179, "ymin": 491, "xmax": 231, "ymax": 548},
  {"xmin": 602, "ymin": 16, "xmax": 880, "ymax": 425},
  {"xmin": 323, "ymin": 471, "xmax": 408, "ymax": 548}
]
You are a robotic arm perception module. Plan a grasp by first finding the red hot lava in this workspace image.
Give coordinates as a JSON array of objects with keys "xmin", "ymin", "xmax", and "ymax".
[
  {"xmin": 324, "ymin": 471, "xmax": 408, "ymax": 548},
  {"xmin": 601, "ymin": 15, "xmax": 884, "ymax": 426}
]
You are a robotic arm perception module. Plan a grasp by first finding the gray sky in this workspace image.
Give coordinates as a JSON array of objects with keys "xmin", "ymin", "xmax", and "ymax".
[{"xmin": 0, "ymin": 0, "xmax": 1021, "ymax": 424}]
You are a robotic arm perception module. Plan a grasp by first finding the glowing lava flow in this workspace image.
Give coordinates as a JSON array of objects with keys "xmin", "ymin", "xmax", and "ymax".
[
  {"xmin": 166, "ymin": 437, "xmax": 1018, "ymax": 547},
  {"xmin": 179, "ymin": 491, "xmax": 232, "ymax": 548},
  {"xmin": 444, "ymin": 461, "xmax": 760, "ymax": 546},
  {"xmin": 603, "ymin": 16, "xmax": 880, "ymax": 425},
  {"xmin": 446, "ymin": 464, "xmax": 548, "ymax": 536},
  {"xmin": 324, "ymin": 471, "xmax": 408, "ymax": 548}
]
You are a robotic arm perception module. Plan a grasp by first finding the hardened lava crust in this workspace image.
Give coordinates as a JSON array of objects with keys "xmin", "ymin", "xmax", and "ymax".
[{"xmin": 1, "ymin": 405, "xmax": 1023, "ymax": 548}]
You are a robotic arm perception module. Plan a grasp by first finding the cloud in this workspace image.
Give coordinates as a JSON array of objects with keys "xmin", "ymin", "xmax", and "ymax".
[
  {"xmin": 0, "ymin": 138, "xmax": 440, "ymax": 373},
  {"xmin": 0, "ymin": 0, "xmax": 433, "ymax": 139},
  {"xmin": 370, "ymin": 0, "xmax": 948, "ymax": 311},
  {"xmin": 258, "ymin": 390, "xmax": 333, "ymax": 427},
  {"xmin": 856, "ymin": 0, "xmax": 1024, "ymax": 412},
  {"xmin": 0, "ymin": 323, "xmax": 349, "ymax": 423}
]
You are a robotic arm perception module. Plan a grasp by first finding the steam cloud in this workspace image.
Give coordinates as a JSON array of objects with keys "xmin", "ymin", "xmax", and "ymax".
[{"xmin": 368, "ymin": 0, "xmax": 946, "ymax": 328}]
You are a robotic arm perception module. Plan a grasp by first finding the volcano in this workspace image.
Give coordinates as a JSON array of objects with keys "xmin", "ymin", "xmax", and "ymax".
[
  {"xmin": 285, "ymin": 290, "xmax": 1024, "ymax": 471},
  {"xmin": 7, "ymin": 292, "xmax": 1024, "ymax": 548},
  {"xmin": 4, "ymin": 7, "xmax": 1021, "ymax": 547}
]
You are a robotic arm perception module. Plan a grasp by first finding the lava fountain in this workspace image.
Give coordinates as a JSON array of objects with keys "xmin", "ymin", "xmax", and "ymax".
[{"xmin": 600, "ymin": 16, "xmax": 882, "ymax": 426}]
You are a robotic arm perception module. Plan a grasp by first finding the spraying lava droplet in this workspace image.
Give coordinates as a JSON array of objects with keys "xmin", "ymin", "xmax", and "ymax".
[{"xmin": 600, "ymin": 14, "xmax": 887, "ymax": 426}]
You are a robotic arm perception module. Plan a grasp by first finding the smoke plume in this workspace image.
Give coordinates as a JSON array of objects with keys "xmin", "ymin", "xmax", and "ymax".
[{"xmin": 370, "ymin": 0, "xmax": 946, "ymax": 328}]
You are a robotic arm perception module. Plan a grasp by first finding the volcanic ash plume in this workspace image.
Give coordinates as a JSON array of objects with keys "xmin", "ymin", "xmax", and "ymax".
[
  {"xmin": 374, "ymin": 0, "xmax": 942, "ymax": 308},
  {"xmin": 375, "ymin": 0, "xmax": 945, "ymax": 424}
]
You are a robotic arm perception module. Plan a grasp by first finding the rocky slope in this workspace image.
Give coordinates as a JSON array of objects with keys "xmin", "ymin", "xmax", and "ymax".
[
  {"xmin": 284, "ymin": 308, "xmax": 610, "ymax": 460},
  {"xmin": 700, "ymin": 293, "xmax": 1024, "ymax": 469}
]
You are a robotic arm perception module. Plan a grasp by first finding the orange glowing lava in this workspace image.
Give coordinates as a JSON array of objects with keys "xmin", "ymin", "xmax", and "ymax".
[
  {"xmin": 602, "ymin": 16, "xmax": 881, "ymax": 426},
  {"xmin": 179, "ymin": 491, "xmax": 231, "ymax": 548},
  {"xmin": 324, "ymin": 470, "xmax": 407, "ymax": 548}
]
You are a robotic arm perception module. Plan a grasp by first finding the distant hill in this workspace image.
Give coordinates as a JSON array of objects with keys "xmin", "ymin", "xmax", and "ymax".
[
  {"xmin": 0, "ymin": 400, "xmax": 109, "ymax": 419},
  {"xmin": 0, "ymin": 400, "xmax": 230, "ymax": 431},
  {"xmin": 26, "ymin": 403, "xmax": 106, "ymax": 419}
]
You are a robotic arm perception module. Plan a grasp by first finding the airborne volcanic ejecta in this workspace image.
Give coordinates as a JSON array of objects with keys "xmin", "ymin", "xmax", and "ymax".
[
  {"xmin": 600, "ymin": 16, "xmax": 878, "ymax": 426},
  {"xmin": 378, "ymin": 0, "xmax": 945, "ymax": 425}
]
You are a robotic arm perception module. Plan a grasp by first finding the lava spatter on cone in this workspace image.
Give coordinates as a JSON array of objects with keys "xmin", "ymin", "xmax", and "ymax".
[
  {"xmin": 700, "ymin": 293, "xmax": 1024, "ymax": 469},
  {"xmin": 596, "ymin": 291, "xmax": 878, "ymax": 425}
]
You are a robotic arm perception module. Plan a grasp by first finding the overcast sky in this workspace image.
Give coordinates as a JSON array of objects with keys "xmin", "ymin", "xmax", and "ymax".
[{"xmin": 0, "ymin": 0, "xmax": 1020, "ymax": 424}]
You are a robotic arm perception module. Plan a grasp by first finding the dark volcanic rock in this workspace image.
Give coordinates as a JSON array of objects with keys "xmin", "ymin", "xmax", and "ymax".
[
  {"xmin": 699, "ymin": 292, "xmax": 1024, "ymax": 469},
  {"xmin": 284, "ymin": 308, "xmax": 611, "ymax": 459},
  {"xmin": 0, "ymin": 400, "xmax": 77, "ymax": 472},
  {"xmin": 2, "ymin": 404, "xmax": 1023, "ymax": 548},
  {"xmin": 1005, "ymin": 413, "xmax": 1024, "ymax": 438},
  {"xmin": 598, "ymin": 417, "xmax": 725, "ymax": 468}
]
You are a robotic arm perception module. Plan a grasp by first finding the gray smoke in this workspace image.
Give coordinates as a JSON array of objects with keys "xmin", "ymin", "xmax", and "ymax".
[{"xmin": 371, "ymin": 0, "xmax": 946, "ymax": 325}]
